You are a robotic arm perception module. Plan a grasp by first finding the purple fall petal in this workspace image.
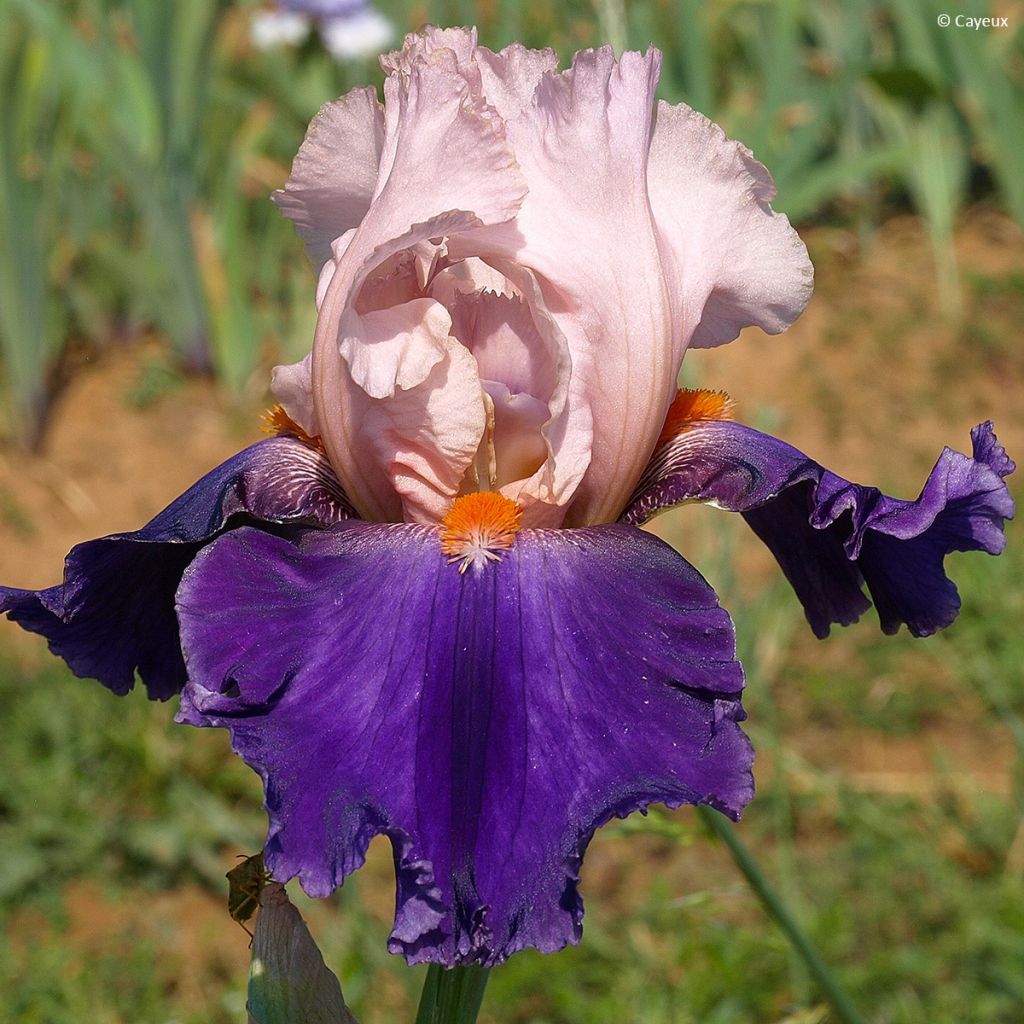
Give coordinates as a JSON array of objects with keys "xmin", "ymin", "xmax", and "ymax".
[
  {"xmin": 176, "ymin": 521, "xmax": 752, "ymax": 966},
  {"xmin": 621, "ymin": 419, "xmax": 1015, "ymax": 638},
  {"xmin": 0, "ymin": 436, "xmax": 352, "ymax": 699}
]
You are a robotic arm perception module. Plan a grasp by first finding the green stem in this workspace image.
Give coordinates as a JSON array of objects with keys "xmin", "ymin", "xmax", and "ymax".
[
  {"xmin": 414, "ymin": 965, "xmax": 490, "ymax": 1024},
  {"xmin": 697, "ymin": 806, "xmax": 865, "ymax": 1024}
]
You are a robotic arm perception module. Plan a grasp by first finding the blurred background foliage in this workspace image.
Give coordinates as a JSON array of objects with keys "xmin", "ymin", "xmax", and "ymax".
[
  {"xmin": 2, "ymin": 1, "xmax": 1024, "ymax": 1022},
  {"xmin": 1, "ymin": 0, "xmax": 1023, "ymax": 443}
]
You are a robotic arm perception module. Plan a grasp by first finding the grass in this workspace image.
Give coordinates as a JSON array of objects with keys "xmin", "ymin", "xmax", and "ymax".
[{"xmin": 1, "ymin": 499, "xmax": 1020, "ymax": 1022}]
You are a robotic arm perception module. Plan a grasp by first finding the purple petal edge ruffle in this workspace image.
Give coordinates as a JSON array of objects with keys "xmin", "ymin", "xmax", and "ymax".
[
  {"xmin": 0, "ymin": 436, "xmax": 352, "ymax": 699},
  {"xmin": 621, "ymin": 420, "xmax": 1014, "ymax": 638},
  {"xmin": 175, "ymin": 521, "xmax": 753, "ymax": 966}
]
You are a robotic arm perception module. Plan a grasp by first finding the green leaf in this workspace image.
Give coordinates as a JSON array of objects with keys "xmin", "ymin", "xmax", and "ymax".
[
  {"xmin": 247, "ymin": 882, "xmax": 359, "ymax": 1024},
  {"xmin": 867, "ymin": 65, "xmax": 941, "ymax": 113}
]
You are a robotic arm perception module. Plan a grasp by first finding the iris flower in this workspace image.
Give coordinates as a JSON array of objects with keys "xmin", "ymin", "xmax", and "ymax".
[
  {"xmin": 2, "ymin": 28, "xmax": 1013, "ymax": 968},
  {"xmin": 251, "ymin": 0, "xmax": 393, "ymax": 63}
]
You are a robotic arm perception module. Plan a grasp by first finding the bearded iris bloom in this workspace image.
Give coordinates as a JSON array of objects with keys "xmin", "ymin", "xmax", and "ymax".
[{"xmin": 1, "ymin": 28, "xmax": 1014, "ymax": 968}]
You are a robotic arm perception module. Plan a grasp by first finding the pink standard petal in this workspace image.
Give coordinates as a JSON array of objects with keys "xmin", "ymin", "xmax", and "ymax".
[
  {"xmin": 310, "ymin": 37, "xmax": 528, "ymax": 516},
  {"xmin": 473, "ymin": 42, "xmax": 559, "ymax": 120},
  {"xmin": 470, "ymin": 47, "xmax": 674, "ymax": 527},
  {"xmin": 365, "ymin": 52, "xmax": 525, "ymax": 256},
  {"xmin": 272, "ymin": 88, "xmax": 385, "ymax": 275},
  {"xmin": 647, "ymin": 102, "xmax": 813, "ymax": 350}
]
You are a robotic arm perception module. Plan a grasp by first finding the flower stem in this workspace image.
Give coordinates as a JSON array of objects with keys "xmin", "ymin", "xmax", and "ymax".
[
  {"xmin": 697, "ymin": 806, "xmax": 866, "ymax": 1024},
  {"xmin": 414, "ymin": 965, "xmax": 490, "ymax": 1024}
]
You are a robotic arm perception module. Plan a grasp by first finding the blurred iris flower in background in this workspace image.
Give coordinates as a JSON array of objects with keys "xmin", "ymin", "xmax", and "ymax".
[{"xmin": 251, "ymin": 0, "xmax": 393, "ymax": 62}]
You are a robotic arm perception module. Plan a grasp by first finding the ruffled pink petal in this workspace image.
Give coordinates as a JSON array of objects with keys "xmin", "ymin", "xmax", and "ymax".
[
  {"xmin": 309, "ymin": 31, "xmax": 529, "ymax": 517},
  {"xmin": 272, "ymin": 88, "xmax": 385, "ymax": 274},
  {"xmin": 344, "ymin": 297, "xmax": 451, "ymax": 400},
  {"xmin": 474, "ymin": 43, "xmax": 559, "ymax": 121},
  {"xmin": 317, "ymin": 48, "xmax": 526, "ymax": 398},
  {"xmin": 471, "ymin": 47, "xmax": 673, "ymax": 527},
  {"xmin": 366, "ymin": 54, "xmax": 525, "ymax": 249},
  {"xmin": 647, "ymin": 102, "xmax": 813, "ymax": 350}
]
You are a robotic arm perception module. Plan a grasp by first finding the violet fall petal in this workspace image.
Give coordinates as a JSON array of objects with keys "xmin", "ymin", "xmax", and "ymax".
[
  {"xmin": 176, "ymin": 520, "xmax": 753, "ymax": 966},
  {"xmin": 621, "ymin": 419, "xmax": 1015, "ymax": 638},
  {"xmin": 0, "ymin": 436, "xmax": 353, "ymax": 700}
]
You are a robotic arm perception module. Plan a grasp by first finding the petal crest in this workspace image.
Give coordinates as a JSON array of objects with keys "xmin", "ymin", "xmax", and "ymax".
[
  {"xmin": 466, "ymin": 46, "xmax": 674, "ymax": 526},
  {"xmin": 647, "ymin": 102, "xmax": 813, "ymax": 350},
  {"xmin": 272, "ymin": 87, "xmax": 386, "ymax": 275},
  {"xmin": 307, "ymin": 33, "xmax": 529, "ymax": 518}
]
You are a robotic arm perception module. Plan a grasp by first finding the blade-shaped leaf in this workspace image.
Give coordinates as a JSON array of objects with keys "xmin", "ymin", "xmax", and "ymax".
[{"xmin": 247, "ymin": 883, "xmax": 359, "ymax": 1024}]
